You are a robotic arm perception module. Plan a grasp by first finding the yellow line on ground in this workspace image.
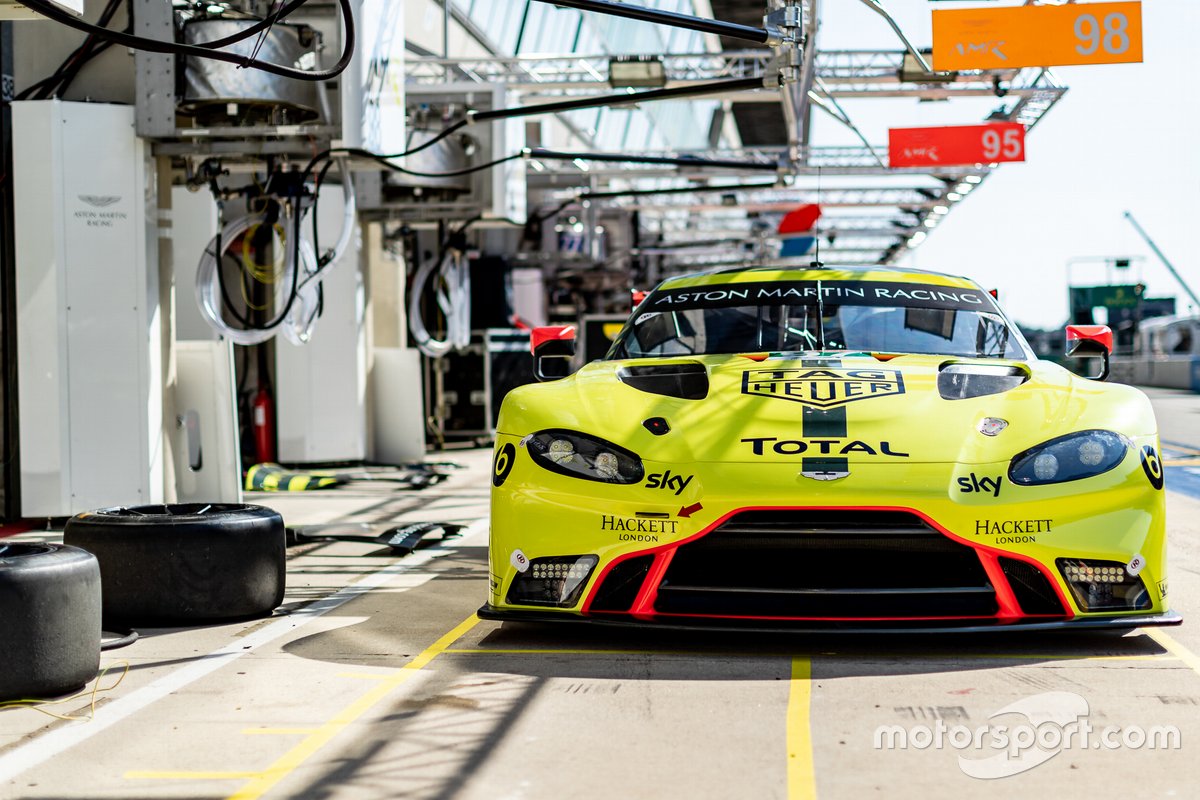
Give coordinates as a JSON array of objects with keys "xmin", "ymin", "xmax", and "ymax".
[
  {"xmin": 444, "ymin": 648, "xmax": 1168, "ymax": 662},
  {"xmin": 1142, "ymin": 628, "xmax": 1200, "ymax": 677},
  {"xmin": 1164, "ymin": 459, "xmax": 1200, "ymax": 466},
  {"xmin": 223, "ymin": 613, "xmax": 480, "ymax": 800},
  {"xmin": 124, "ymin": 616, "xmax": 480, "ymax": 790},
  {"xmin": 127, "ymin": 771, "xmax": 261, "ymax": 780},
  {"xmin": 445, "ymin": 648, "xmax": 715, "ymax": 656},
  {"xmin": 787, "ymin": 657, "xmax": 817, "ymax": 800}
]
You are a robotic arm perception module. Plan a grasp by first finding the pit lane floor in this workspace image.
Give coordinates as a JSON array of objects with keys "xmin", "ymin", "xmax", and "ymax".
[{"xmin": 1, "ymin": 389, "xmax": 1199, "ymax": 799}]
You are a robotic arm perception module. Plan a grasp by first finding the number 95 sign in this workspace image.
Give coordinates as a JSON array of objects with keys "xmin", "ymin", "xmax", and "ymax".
[
  {"xmin": 889, "ymin": 123, "xmax": 1024, "ymax": 169},
  {"xmin": 933, "ymin": 1, "xmax": 1143, "ymax": 70}
]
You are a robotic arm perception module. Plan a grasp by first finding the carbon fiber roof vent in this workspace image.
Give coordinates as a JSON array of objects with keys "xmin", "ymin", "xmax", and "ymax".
[{"xmin": 617, "ymin": 362, "xmax": 708, "ymax": 400}]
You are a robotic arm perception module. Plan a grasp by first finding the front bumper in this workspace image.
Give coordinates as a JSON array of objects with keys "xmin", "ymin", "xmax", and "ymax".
[
  {"xmin": 490, "ymin": 439, "xmax": 1171, "ymax": 625},
  {"xmin": 478, "ymin": 605, "xmax": 1182, "ymax": 634}
]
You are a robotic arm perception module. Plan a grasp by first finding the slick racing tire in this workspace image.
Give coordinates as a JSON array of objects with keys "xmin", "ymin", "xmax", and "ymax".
[
  {"xmin": 64, "ymin": 504, "xmax": 285, "ymax": 625},
  {"xmin": 0, "ymin": 543, "xmax": 101, "ymax": 701}
]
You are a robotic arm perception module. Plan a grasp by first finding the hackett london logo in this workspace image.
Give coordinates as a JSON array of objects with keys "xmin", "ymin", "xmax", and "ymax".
[{"xmin": 742, "ymin": 368, "xmax": 905, "ymax": 408}]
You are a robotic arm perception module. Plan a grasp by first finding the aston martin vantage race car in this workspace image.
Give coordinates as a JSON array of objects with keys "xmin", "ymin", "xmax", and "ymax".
[{"xmin": 482, "ymin": 266, "xmax": 1180, "ymax": 631}]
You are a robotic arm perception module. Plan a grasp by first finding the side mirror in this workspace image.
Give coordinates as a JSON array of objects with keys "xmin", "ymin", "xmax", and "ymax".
[
  {"xmin": 531, "ymin": 325, "xmax": 576, "ymax": 382},
  {"xmin": 1066, "ymin": 324, "xmax": 1112, "ymax": 381}
]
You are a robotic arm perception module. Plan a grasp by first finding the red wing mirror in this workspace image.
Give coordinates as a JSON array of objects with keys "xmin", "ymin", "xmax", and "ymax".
[
  {"xmin": 531, "ymin": 325, "xmax": 576, "ymax": 382},
  {"xmin": 1065, "ymin": 324, "xmax": 1112, "ymax": 381}
]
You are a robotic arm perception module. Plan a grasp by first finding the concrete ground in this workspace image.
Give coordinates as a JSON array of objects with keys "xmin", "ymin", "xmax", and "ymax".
[{"xmin": 2, "ymin": 389, "xmax": 1200, "ymax": 799}]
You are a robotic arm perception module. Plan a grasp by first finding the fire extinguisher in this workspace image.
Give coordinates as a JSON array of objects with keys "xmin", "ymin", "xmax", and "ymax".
[{"xmin": 252, "ymin": 386, "xmax": 276, "ymax": 464}]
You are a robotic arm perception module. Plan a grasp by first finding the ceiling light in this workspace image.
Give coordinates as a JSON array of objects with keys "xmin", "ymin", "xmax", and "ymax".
[
  {"xmin": 933, "ymin": 205, "xmax": 949, "ymax": 215},
  {"xmin": 898, "ymin": 49, "xmax": 957, "ymax": 84},
  {"xmin": 947, "ymin": 192, "xmax": 962, "ymax": 201},
  {"xmin": 609, "ymin": 56, "xmax": 667, "ymax": 89},
  {"xmin": 965, "ymin": 175, "xmax": 983, "ymax": 184}
]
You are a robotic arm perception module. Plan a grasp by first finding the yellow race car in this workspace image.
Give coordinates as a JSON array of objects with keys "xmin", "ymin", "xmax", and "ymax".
[{"xmin": 481, "ymin": 266, "xmax": 1180, "ymax": 631}]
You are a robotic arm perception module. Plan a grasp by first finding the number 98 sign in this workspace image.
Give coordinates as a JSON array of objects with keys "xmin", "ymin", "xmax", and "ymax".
[
  {"xmin": 889, "ymin": 123, "xmax": 1025, "ymax": 169},
  {"xmin": 933, "ymin": 1, "xmax": 1143, "ymax": 71}
]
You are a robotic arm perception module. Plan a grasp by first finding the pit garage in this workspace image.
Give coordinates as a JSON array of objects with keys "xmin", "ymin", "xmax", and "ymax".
[{"xmin": 1, "ymin": 1, "xmax": 1199, "ymax": 798}]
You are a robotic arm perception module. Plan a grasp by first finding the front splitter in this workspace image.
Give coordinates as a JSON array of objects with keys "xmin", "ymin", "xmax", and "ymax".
[{"xmin": 477, "ymin": 605, "xmax": 1182, "ymax": 635}]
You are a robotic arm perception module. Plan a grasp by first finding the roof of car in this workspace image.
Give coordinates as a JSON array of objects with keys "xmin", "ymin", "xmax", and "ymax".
[{"xmin": 658, "ymin": 264, "xmax": 979, "ymax": 291}]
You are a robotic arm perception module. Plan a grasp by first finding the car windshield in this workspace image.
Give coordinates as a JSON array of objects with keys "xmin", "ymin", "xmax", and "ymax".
[{"xmin": 609, "ymin": 278, "xmax": 1028, "ymax": 360}]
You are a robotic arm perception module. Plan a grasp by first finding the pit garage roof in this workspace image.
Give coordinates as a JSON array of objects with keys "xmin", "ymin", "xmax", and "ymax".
[{"xmin": 405, "ymin": 33, "xmax": 1066, "ymax": 267}]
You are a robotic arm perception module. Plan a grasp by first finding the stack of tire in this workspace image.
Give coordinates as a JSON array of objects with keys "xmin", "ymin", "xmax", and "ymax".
[{"xmin": 0, "ymin": 504, "xmax": 284, "ymax": 701}]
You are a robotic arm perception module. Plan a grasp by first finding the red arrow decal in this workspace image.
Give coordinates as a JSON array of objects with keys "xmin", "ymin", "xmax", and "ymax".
[{"xmin": 678, "ymin": 503, "xmax": 703, "ymax": 518}]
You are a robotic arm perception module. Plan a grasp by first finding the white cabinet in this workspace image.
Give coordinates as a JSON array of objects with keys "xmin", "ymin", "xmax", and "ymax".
[{"xmin": 13, "ymin": 100, "xmax": 162, "ymax": 516}]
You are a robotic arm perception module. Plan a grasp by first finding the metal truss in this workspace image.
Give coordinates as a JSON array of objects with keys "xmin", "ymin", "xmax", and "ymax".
[
  {"xmin": 625, "ymin": 188, "xmax": 947, "ymax": 210},
  {"xmin": 405, "ymin": 47, "xmax": 1066, "ymax": 266},
  {"xmin": 406, "ymin": 49, "xmax": 1058, "ymax": 102},
  {"xmin": 526, "ymin": 145, "xmax": 990, "ymax": 185}
]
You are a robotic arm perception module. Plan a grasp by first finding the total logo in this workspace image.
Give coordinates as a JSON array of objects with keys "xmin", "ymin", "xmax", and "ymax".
[
  {"xmin": 741, "ymin": 437, "xmax": 909, "ymax": 458},
  {"xmin": 957, "ymin": 473, "xmax": 1002, "ymax": 498},
  {"xmin": 645, "ymin": 470, "xmax": 694, "ymax": 496}
]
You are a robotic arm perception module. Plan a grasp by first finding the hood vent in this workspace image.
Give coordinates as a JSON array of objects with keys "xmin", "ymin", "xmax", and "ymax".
[
  {"xmin": 617, "ymin": 362, "xmax": 708, "ymax": 400},
  {"xmin": 938, "ymin": 363, "xmax": 1029, "ymax": 400}
]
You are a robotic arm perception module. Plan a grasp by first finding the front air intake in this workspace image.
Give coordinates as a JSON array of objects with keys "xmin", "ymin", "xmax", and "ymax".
[
  {"xmin": 590, "ymin": 555, "xmax": 655, "ymax": 612},
  {"xmin": 655, "ymin": 510, "xmax": 998, "ymax": 618},
  {"xmin": 999, "ymin": 557, "xmax": 1066, "ymax": 616}
]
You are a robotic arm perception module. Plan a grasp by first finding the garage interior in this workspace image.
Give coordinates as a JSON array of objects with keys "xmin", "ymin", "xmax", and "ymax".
[{"xmin": 1, "ymin": 1, "xmax": 1199, "ymax": 798}]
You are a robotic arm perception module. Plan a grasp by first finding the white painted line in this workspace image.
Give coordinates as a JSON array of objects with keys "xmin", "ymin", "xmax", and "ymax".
[{"xmin": 0, "ymin": 519, "xmax": 488, "ymax": 783}]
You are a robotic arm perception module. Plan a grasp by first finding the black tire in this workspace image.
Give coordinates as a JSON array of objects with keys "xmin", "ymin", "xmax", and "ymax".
[
  {"xmin": 0, "ymin": 543, "xmax": 101, "ymax": 700},
  {"xmin": 64, "ymin": 503, "xmax": 285, "ymax": 625}
]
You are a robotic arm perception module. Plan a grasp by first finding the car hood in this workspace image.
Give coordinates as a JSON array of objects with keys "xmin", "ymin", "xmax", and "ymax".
[{"xmin": 497, "ymin": 353, "xmax": 1157, "ymax": 465}]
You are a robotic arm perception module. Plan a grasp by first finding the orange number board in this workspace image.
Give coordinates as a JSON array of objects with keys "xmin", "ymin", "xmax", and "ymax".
[{"xmin": 933, "ymin": 1, "xmax": 1143, "ymax": 71}]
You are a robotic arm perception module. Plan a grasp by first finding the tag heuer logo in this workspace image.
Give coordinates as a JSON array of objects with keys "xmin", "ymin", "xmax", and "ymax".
[{"xmin": 742, "ymin": 368, "xmax": 905, "ymax": 408}]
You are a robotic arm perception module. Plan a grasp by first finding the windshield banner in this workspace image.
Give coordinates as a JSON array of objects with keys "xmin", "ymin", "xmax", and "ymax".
[{"xmin": 644, "ymin": 281, "xmax": 996, "ymax": 313}]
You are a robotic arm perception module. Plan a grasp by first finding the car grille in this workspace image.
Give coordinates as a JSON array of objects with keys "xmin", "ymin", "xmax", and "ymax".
[
  {"xmin": 1000, "ymin": 557, "xmax": 1067, "ymax": 616},
  {"xmin": 590, "ymin": 555, "xmax": 654, "ymax": 612},
  {"xmin": 654, "ymin": 510, "xmax": 999, "ymax": 618}
]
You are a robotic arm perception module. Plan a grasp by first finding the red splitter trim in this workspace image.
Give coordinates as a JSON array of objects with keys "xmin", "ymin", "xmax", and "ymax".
[{"xmin": 581, "ymin": 505, "xmax": 1074, "ymax": 622}]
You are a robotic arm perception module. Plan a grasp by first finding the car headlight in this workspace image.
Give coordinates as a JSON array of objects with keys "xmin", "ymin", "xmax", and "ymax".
[
  {"xmin": 1008, "ymin": 430, "xmax": 1129, "ymax": 486},
  {"xmin": 526, "ymin": 430, "xmax": 645, "ymax": 484}
]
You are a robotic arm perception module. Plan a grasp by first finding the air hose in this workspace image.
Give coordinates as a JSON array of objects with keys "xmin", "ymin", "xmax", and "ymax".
[
  {"xmin": 408, "ymin": 246, "xmax": 472, "ymax": 358},
  {"xmin": 195, "ymin": 159, "xmax": 355, "ymax": 345}
]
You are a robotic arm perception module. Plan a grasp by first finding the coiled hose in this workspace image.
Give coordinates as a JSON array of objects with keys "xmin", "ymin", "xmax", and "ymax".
[
  {"xmin": 195, "ymin": 159, "xmax": 355, "ymax": 345},
  {"xmin": 408, "ymin": 246, "xmax": 472, "ymax": 358}
]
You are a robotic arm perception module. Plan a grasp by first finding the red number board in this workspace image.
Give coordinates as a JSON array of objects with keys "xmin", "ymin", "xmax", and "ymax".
[{"xmin": 889, "ymin": 123, "xmax": 1026, "ymax": 168}]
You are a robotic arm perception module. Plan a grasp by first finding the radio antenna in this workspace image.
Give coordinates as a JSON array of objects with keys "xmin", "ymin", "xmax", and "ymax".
[{"xmin": 810, "ymin": 166, "xmax": 824, "ymax": 268}]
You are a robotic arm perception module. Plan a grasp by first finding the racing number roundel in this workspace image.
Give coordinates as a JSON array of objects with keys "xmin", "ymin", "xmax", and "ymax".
[
  {"xmin": 1140, "ymin": 445, "xmax": 1164, "ymax": 490},
  {"xmin": 493, "ymin": 443, "xmax": 517, "ymax": 487}
]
